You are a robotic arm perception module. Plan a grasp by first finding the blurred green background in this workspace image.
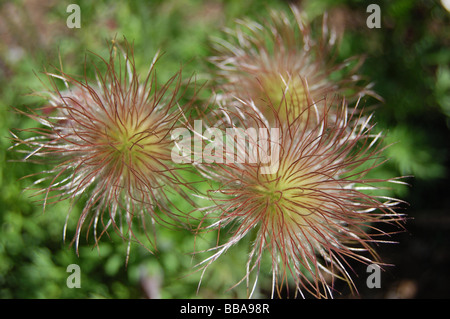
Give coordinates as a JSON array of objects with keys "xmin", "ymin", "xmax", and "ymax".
[{"xmin": 0, "ymin": 0, "xmax": 449, "ymax": 298}]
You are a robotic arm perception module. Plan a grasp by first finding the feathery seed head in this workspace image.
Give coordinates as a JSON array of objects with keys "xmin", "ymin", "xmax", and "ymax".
[
  {"xmin": 196, "ymin": 97, "xmax": 404, "ymax": 298},
  {"xmin": 210, "ymin": 6, "xmax": 376, "ymax": 127},
  {"xmin": 12, "ymin": 41, "xmax": 193, "ymax": 255}
]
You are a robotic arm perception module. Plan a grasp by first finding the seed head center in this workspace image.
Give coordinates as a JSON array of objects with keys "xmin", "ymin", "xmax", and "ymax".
[
  {"xmin": 105, "ymin": 120, "xmax": 159, "ymax": 166},
  {"xmin": 259, "ymin": 74, "xmax": 308, "ymax": 121}
]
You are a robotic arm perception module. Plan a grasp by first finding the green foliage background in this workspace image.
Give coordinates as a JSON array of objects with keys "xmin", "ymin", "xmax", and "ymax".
[{"xmin": 0, "ymin": 0, "xmax": 449, "ymax": 298}]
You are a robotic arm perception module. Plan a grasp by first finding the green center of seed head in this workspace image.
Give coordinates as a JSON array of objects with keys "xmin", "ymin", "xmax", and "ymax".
[
  {"xmin": 255, "ymin": 177, "xmax": 287, "ymax": 214},
  {"xmin": 107, "ymin": 120, "xmax": 159, "ymax": 165},
  {"xmin": 114, "ymin": 126, "xmax": 140, "ymax": 154},
  {"xmin": 259, "ymin": 74, "xmax": 308, "ymax": 123},
  {"xmin": 254, "ymin": 167, "xmax": 317, "ymax": 222}
]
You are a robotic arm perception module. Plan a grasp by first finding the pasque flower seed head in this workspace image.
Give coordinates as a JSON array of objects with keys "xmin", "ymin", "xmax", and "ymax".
[
  {"xmin": 210, "ymin": 6, "xmax": 379, "ymax": 127},
  {"xmin": 196, "ymin": 96, "xmax": 404, "ymax": 298},
  {"xmin": 12, "ymin": 41, "xmax": 194, "ymax": 257}
]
